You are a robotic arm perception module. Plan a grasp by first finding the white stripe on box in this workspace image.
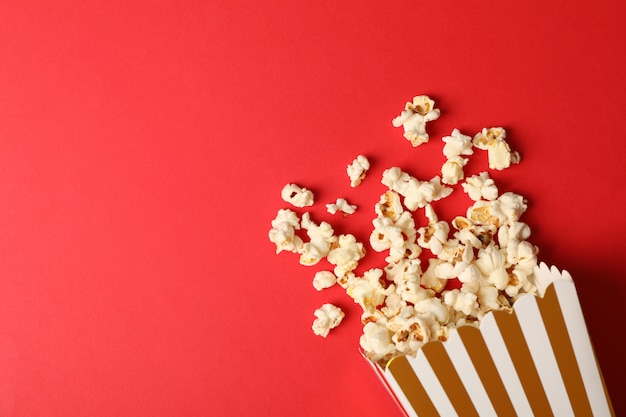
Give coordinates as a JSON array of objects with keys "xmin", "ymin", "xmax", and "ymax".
[
  {"xmin": 514, "ymin": 293, "xmax": 574, "ymax": 416},
  {"xmin": 443, "ymin": 329, "xmax": 498, "ymax": 417},
  {"xmin": 382, "ymin": 367, "xmax": 418, "ymax": 417},
  {"xmin": 408, "ymin": 351, "xmax": 458, "ymax": 417},
  {"xmin": 554, "ymin": 279, "xmax": 613, "ymax": 416},
  {"xmin": 479, "ymin": 313, "xmax": 534, "ymax": 416}
]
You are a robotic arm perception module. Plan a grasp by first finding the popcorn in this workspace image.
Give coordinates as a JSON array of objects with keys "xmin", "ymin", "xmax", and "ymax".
[
  {"xmin": 269, "ymin": 93, "xmax": 544, "ymax": 364},
  {"xmin": 360, "ymin": 320, "xmax": 396, "ymax": 364},
  {"xmin": 443, "ymin": 288, "xmax": 479, "ymax": 316},
  {"xmin": 473, "ymin": 127, "xmax": 521, "ymax": 171},
  {"xmin": 442, "ymin": 128, "xmax": 474, "ymax": 158},
  {"xmin": 327, "ymin": 234, "xmax": 366, "ymax": 278},
  {"xmin": 312, "ymin": 270, "xmax": 337, "ymax": 291},
  {"xmin": 381, "ymin": 167, "xmax": 452, "ymax": 210},
  {"xmin": 299, "ymin": 213, "xmax": 337, "ymax": 266},
  {"xmin": 268, "ymin": 209, "xmax": 304, "ymax": 254},
  {"xmin": 312, "ymin": 304, "xmax": 345, "ymax": 338},
  {"xmin": 374, "ymin": 191, "xmax": 404, "ymax": 221},
  {"xmin": 417, "ymin": 205, "xmax": 450, "ymax": 255},
  {"xmin": 441, "ymin": 155, "xmax": 469, "ymax": 185},
  {"xmin": 347, "ymin": 155, "xmax": 370, "ymax": 187},
  {"xmin": 392, "ymin": 95, "xmax": 441, "ymax": 147},
  {"xmin": 326, "ymin": 198, "xmax": 357, "ymax": 216},
  {"xmin": 462, "ymin": 171, "xmax": 498, "ymax": 201},
  {"xmin": 346, "ymin": 268, "xmax": 390, "ymax": 312},
  {"xmin": 281, "ymin": 183, "xmax": 315, "ymax": 207}
]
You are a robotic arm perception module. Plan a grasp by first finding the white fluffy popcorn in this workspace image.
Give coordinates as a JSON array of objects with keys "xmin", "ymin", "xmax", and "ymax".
[
  {"xmin": 326, "ymin": 198, "xmax": 357, "ymax": 216},
  {"xmin": 281, "ymin": 183, "xmax": 314, "ymax": 207},
  {"xmin": 392, "ymin": 95, "xmax": 440, "ymax": 147},
  {"xmin": 347, "ymin": 155, "xmax": 370, "ymax": 187},
  {"xmin": 327, "ymin": 234, "xmax": 366, "ymax": 278},
  {"xmin": 441, "ymin": 155, "xmax": 469, "ymax": 185},
  {"xmin": 299, "ymin": 213, "xmax": 337, "ymax": 266},
  {"xmin": 312, "ymin": 304, "xmax": 345, "ymax": 338},
  {"xmin": 268, "ymin": 209, "xmax": 304, "ymax": 254},
  {"xmin": 312, "ymin": 270, "xmax": 337, "ymax": 291},
  {"xmin": 375, "ymin": 191, "xmax": 404, "ymax": 221},
  {"xmin": 270, "ymin": 94, "xmax": 542, "ymax": 365},
  {"xmin": 381, "ymin": 167, "xmax": 452, "ymax": 210},
  {"xmin": 442, "ymin": 129, "xmax": 474, "ymax": 158},
  {"xmin": 462, "ymin": 172, "xmax": 498, "ymax": 201},
  {"xmin": 473, "ymin": 127, "xmax": 521, "ymax": 171},
  {"xmin": 346, "ymin": 268, "xmax": 390, "ymax": 312}
]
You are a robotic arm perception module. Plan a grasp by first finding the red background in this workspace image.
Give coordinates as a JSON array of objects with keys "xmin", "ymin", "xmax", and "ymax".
[{"xmin": 1, "ymin": 1, "xmax": 625, "ymax": 416}]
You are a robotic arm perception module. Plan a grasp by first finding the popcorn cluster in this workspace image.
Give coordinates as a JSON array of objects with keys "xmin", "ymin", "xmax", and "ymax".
[{"xmin": 269, "ymin": 95, "xmax": 537, "ymax": 365}]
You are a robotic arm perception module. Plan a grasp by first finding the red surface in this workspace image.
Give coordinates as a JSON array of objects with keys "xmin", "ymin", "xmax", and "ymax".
[{"xmin": 1, "ymin": 1, "xmax": 625, "ymax": 416}]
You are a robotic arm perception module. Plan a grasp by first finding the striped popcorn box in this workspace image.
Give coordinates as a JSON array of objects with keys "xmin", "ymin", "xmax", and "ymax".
[{"xmin": 366, "ymin": 263, "xmax": 615, "ymax": 417}]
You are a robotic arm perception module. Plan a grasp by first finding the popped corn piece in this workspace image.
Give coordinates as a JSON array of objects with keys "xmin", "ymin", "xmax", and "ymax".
[
  {"xmin": 281, "ymin": 183, "xmax": 314, "ymax": 207},
  {"xmin": 498, "ymin": 221, "xmax": 531, "ymax": 249},
  {"xmin": 392, "ymin": 95, "xmax": 441, "ymax": 147},
  {"xmin": 360, "ymin": 320, "xmax": 396, "ymax": 364},
  {"xmin": 370, "ymin": 216, "xmax": 404, "ymax": 253},
  {"xmin": 299, "ymin": 213, "xmax": 337, "ymax": 266},
  {"xmin": 474, "ymin": 243, "xmax": 509, "ymax": 290},
  {"xmin": 472, "ymin": 127, "xmax": 520, "ymax": 171},
  {"xmin": 327, "ymin": 234, "xmax": 366, "ymax": 278},
  {"xmin": 268, "ymin": 209, "xmax": 304, "ymax": 254},
  {"xmin": 443, "ymin": 288, "xmax": 479, "ymax": 316},
  {"xmin": 381, "ymin": 292, "xmax": 406, "ymax": 319},
  {"xmin": 452, "ymin": 216, "xmax": 497, "ymax": 249},
  {"xmin": 346, "ymin": 268, "xmax": 391, "ymax": 312},
  {"xmin": 441, "ymin": 155, "xmax": 469, "ymax": 185},
  {"xmin": 347, "ymin": 155, "xmax": 370, "ymax": 187},
  {"xmin": 312, "ymin": 303, "xmax": 345, "ymax": 338},
  {"xmin": 462, "ymin": 172, "xmax": 499, "ymax": 201},
  {"xmin": 375, "ymin": 191, "xmax": 404, "ymax": 221},
  {"xmin": 442, "ymin": 128, "xmax": 474, "ymax": 158},
  {"xmin": 473, "ymin": 127, "xmax": 504, "ymax": 146},
  {"xmin": 388, "ymin": 306, "xmax": 432, "ymax": 355},
  {"xmin": 326, "ymin": 198, "xmax": 357, "ymax": 216},
  {"xmin": 381, "ymin": 167, "xmax": 452, "ymax": 211},
  {"xmin": 420, "ymin": 258, "xmax": 448, "ymax": 292},
  {"xmin": 417, "ymin": 205, "xmax": 450, "ymax": 255},
  {"xmin": 495, "ymin": 192, "xmax": 528, "ymax": 224},
  {"xmin": 386, "ymin": 211, "xmax": 421, "ymax": 263},
  {"xmin": 413, "ymin": 297, "xmax": 449, "ymax": 324},
  {"xmin": 312, "ymin": 270, "xmax": 337, "ymax": 291}
]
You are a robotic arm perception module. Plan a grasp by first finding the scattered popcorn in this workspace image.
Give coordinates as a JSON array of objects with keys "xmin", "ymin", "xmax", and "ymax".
[
  {"xmin": 441, "ymin": 155, "xmax": 469, "ymax": 185},
  {"xmin": 270, "ymin": 94, "xmax": 541, "ymax": 365},
  {"xmin": 281, "ymin": 183, "xmax": 314, "ymax": 207},
  {"xmin": 442, "ymin": 129, "xmax": 474, "ymax": 158},
  {"xmin": 473, "ymin": 127, "xmax": 521, "ymax": 171},
  {"xmin": 375, "ymin": 191, "xmax": 404, "ymax": 221},
  {"xmin": 381, "ymin": 167, "xmax": 452, "ymax": 210},
  {"xmin": 462, "ymin": 172, "xmax": 498, "ymax": 201},
  {"xmin": 268, "ymin": 209, "xmax": 304, "ymax": 254},
  {"xmin": 299, "ymin": 213, "xmax": 337, "ymax": 266},
  {"xmin": 326, "ymin": 198, "xmax": 357, "ymax": 216},
  {"xmin": 312, "ymin": 270, "xmax": 337, "ymax": 291},
  {"xmin": 312, "ymin": 304, "xmax": 345, "ymax": 338},
  {"xmin": 327, "ymin": 234, "xmax": 366, "ymax": 278},
  {"xmin": 417, "ymin": 205, "xmax": 450, "ymax": 256},
  {"xmin": 347, "ymin": 155, "xmax": 370, "ymax": 187},
  {"xmin": 392, "ymin": 95, "xmax": 440, "ymax": 147}
]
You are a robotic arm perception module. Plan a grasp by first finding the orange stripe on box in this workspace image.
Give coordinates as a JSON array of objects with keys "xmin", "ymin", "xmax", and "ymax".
[
  {"xmin": 538, "ymin": 285, "xmax": 594, "ymax": 416},
  {"xmin": 492, "ymin": 310, "xmax": 554, "ymax": 417},
  {"xmin": 388, "ymin": 355, "xmax": 439, "ymax": 417},
  {"xmin": 456, "ymin": 326, "xmax": 517, "ymax": 416},
  {"xmin": 421, "ymin": 341, "xmax": 479, "ymax": 417}
]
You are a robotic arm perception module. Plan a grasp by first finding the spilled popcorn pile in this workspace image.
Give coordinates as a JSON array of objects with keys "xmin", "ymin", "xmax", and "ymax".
[{"xmin": 269, "ymin": 95, "xmax": 538, "ymax": 365}]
